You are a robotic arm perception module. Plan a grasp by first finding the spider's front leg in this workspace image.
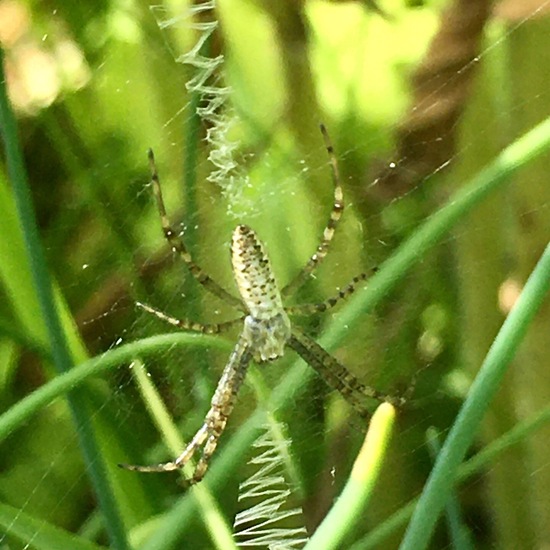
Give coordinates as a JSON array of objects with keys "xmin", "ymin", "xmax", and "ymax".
[{"xmin": 119, "ymin": 335, "xmax": 252, "ymax": 484}]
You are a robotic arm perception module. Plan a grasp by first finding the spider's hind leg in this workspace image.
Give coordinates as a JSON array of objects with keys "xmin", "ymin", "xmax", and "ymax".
[
  {"xmin": 119, "ymin": 334, "xmax": 253, "ymax": 483},
  {"xmin": 288, "ymin": 327, "xmax": 406, "ymax": 417}
]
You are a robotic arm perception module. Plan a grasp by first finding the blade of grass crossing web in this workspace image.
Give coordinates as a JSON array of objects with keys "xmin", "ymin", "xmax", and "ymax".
[
  {"xmin": 0, "ymin": 49, "xmax": 129, "ymax": 550},
  {"xmin": 425, "ymin": 428, "xmax": 475, "ymax": 550},
  {"xmin": 305, "ymin": 403, "xmax": 396, "ymax": 550},
  {"xmin": 400, "ymin": 242, "xmax": 550, "ymax": 550}
]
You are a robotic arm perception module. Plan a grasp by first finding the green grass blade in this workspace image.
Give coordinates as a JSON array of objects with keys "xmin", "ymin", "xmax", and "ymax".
[
  {"xmin": 425, "ymin": 428, "xmax": 475, "ymax": 550},
  {"xmin": 0, "ymin": 48, "xmax": 128, "ymax": 550},
  {"xmin": 320, "ymin": 114, "xmax": 550, "ymax": 350},
  {"xmin": 0, "ymin": 333, "xmax": 228, "ymax": 443},
  {"xmin": 0, "ymin": 502, "xmax": 105, "ymax": 550},
  {"xmin": 306, "ymin": 403, "xmax": 396, "ymax": 550},
  {"xmin": 354, "ymin": 403, "xmax": 550, "ymax": 549},
  {"xmin": 399, "ymin": 241, "xmax": 550, "ymax": 550}
]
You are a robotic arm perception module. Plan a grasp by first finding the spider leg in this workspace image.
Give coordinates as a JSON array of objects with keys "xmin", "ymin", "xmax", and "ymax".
[
  {"xmin": 147, "ymin": 149, "xmax": 246, "ymax": 312},
  {"xmin": 192, "ymin": 430, "xmax": 224, "ymax": 484},
  {"xmin": 119, "ymin": 334, "xmax": 252, "ymax": 484},
  {"xmin": 282, "ymin": 124, "xmax": 344, "ymax": 297},
  {"xmin": 119, "ymin": 424, "xmax": 208, "ymax": 473},
  {"xmin": 288, "ymin": 327, "xmax": 405, "ymax": 417},
  {"xmin": 285, "ymin": 268, "xmax": 377, "ymax": 316},
  {"xmin": 137, "ymin": 301, "xmax": 244, "ymax": 334}
]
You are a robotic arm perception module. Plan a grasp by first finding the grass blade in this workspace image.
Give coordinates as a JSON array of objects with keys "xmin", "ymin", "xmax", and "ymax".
[
  {"xmin": 0, "ymin": 48, "xmax": 129, "ymax": 550},
  {"xmin": 399, "ymin": 241, "xmax": 550, "ymax": 550}
]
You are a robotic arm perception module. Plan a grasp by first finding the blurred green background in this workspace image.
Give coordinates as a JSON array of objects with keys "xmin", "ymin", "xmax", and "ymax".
[{"xmin": 0, "ymin": 0, "xmax": 550, "ymax": 548}]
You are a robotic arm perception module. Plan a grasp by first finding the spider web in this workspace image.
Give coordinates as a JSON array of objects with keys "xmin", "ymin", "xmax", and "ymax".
[{"xmin": 1, "ymin": 0, "xmax": 550, "ymax": 549}]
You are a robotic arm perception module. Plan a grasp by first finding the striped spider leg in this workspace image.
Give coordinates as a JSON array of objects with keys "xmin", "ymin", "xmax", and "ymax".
[{"xmin": 119, "ymin": 125, "xmax": 401, "ymax": 484}]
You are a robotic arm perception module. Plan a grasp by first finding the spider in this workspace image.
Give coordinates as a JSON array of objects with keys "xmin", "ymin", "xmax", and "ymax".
[{"xmin": 119, "ymin": 125, "xmax": 403, "ymax": 484}]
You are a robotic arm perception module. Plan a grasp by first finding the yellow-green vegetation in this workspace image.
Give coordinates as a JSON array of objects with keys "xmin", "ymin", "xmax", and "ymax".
[{"xmin": 1, "ymin": 1, "xmax": 549, "ymax": 549}]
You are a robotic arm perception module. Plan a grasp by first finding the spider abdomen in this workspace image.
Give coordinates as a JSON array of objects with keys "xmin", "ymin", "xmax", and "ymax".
[{"xmin": 231, "ymin": 224, "xmax": 285, "ymax": 320}]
